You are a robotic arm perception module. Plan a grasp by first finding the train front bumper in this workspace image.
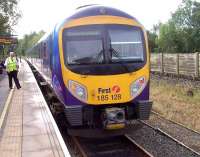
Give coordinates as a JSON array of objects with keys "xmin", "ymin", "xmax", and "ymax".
[
  {"xmin": 135, "ymin": 100, "xmax": 153, "ymax": 120},
  {"xmin": 64, "ymin": 100, "xmax": 153, "ymax": 127}
]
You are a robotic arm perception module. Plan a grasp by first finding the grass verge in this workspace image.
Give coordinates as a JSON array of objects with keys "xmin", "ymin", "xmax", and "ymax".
[{"xmin": 150, "ymin": 78, "xmax": 200, "ymax": 132}]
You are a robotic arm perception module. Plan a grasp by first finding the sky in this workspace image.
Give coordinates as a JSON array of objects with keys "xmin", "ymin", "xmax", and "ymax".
[{"xmin": 14, "ymin": 0, "xmax": 183, "ymax": 38}]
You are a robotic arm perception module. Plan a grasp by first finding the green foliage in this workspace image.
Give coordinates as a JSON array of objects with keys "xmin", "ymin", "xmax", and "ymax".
[
  {"xmin": 149, "ymin": 0, "xmax": 200, "ymax": 53},
  {"xmin": 0, "ymin": 0, "xmax": 21, "ymax": 34},
  {"xmin": 192, "ymin": 1, "xmax": 200, "ymax": 27},
  {"xmin": 158, "ymin": 22, "xmax": 186, "ymax": 52},
  {"xmin": 0, "ymin": 15, "xmax": 10, "ymax": 33},
  {"xmin": 171, "ymin": 0, "xmax": 194, "ymax": 28},
  {"xmin": 147, "ymin": 31, "xmax": 158, "ymax": 53},
  {"xmin": 16, "ymin": 31, "xmax": 45, "ymax": 56}
]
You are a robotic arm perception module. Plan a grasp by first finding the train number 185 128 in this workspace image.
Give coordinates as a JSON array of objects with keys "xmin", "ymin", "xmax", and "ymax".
[{"xmin": 97, "ymin": 94, "xmax": 121, "ymax": 101}]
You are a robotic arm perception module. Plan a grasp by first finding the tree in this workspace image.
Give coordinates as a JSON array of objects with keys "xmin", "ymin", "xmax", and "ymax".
[
  {"xmin": 158, "ymin": 21, "xmax": 187, "ymax": 53},
  {"xmin": 171, "ymin": 0, "xmax": 194, "ymax": 28},
  {"xmin": 147, "ymin": 31, "xmax": 158, "ymax": 53},
  {"xmin": 0, "ymin": 15, "xmax": 10, "ymax": 33},
  {"xmin": 153, "ymin": 0, "xmax": 200, "ymax": 53},
  {"xmin": 0, "ymin": 0, "xmax": 21, "ymax": 34},
  {"xmin": 16, "ymin": 31, "xmax": 45, "ymax": 56}
]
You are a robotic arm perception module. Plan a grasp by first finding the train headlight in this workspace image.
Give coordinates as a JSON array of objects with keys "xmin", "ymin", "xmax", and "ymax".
[
  {"xmin": 68, "ymin": 80, "xmax": 87, "ymax": 101},
  {"xmin": 130, "ymin": 76, "xmax": 146, "ymax": 98}
]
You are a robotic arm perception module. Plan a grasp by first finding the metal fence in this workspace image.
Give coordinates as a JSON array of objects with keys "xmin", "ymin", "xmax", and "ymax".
[{"xmin": 151, "ymin": 52, "xmax": 200, "ymax": 77}]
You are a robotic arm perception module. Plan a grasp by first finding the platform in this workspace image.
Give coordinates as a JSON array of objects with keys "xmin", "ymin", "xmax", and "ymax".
[{"xmin": 0, "ymin": 60, "xmax": 70, "ymax": 157}]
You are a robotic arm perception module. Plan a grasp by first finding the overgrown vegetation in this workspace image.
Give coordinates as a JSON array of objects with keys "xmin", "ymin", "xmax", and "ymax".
[
  {"xmin": 148, "ymin": 0, "xmax": 200, "ymax": 53},
  {"xmin": 151, "ymin": 78, "xmax": 200, "ymax": 132}
]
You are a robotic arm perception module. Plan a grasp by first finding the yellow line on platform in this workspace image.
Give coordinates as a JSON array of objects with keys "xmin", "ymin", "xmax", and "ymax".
[{"xmin": 0, "ymin": 88, "xmax": 14, "ymax": 129}]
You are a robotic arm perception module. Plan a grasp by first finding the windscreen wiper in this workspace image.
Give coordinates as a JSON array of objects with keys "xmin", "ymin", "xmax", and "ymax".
[
  {"xmin": 70, "ymin": 49, "xmax": 105, "ymax": 75},
  {"xmin": 73, "ymin": 57, "xmax": 94, "ymax": 64},
  {"xmin": 109, "ymin": 47, "xmax": 131, "ymax": 73},
  {"xmin": 94, "ymin": 49, "xmax": 104, "ymax": 64}
]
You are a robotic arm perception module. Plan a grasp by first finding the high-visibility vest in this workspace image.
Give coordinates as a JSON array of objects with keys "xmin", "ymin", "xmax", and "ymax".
[{"xmin": 6, "ymin": 57, "xmax": 17, "ymax": 72}]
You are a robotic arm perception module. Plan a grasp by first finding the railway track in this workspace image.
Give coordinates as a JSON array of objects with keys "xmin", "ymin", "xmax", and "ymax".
[
  {"xmin": 141, "ymin": 120, "xmax": 200, "ymax": 156},
  {"xmin": 151, "ymin": 111, "xmax": 200, "ymax": 135},
  {"xmin": 70, "ymin": 135, "xmax": 153, "ymax": 157},
  {"xmin": 146, "ymin": 111, "xmax": 200, "ymax": 154},
  {"xmin": 128, "ymin": 120, "xmax": 200, "ymax": 157}
]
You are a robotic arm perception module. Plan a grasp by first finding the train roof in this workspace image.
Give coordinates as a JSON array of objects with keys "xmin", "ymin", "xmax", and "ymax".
[
  {"xmin": 56, "ymin": 5, "xmax": 142, "ymax": 30},
  {"xmin": 70, "ymin": 5, "xmax": 135, "ymax": 20}
]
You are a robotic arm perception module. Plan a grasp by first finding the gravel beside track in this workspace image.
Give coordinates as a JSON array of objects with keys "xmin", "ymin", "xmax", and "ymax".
[
  {"xmin": 151, "ymin": 73, "xmax": 200, "ymax": 89},
  {"xmin": 146, "ymin": 112, "xmax": 200, "ymax": 154},
  {"xmin": 128, "ymin": 121, "xmax": 200, "ymax": 157}
]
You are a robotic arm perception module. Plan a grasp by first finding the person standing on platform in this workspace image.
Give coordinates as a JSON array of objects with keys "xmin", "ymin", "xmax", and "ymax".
[{"xmin": 4, "ymin": 52, "xmax": 21, "ymax": 89}]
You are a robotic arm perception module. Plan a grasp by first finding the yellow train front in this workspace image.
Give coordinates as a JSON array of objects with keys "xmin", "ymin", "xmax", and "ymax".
[
  {"xmin": 29, "ymin": 5, "xmax": 152, "ymax": 137},
  {"xmin": 57, "ymin": 5, "xmax": 152, "ymax": 136}
]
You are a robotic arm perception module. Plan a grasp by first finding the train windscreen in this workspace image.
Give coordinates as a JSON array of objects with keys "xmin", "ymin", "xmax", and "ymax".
[{"xmin": 63, "ymin": 25, "xmax": 145, "ymax": 65}]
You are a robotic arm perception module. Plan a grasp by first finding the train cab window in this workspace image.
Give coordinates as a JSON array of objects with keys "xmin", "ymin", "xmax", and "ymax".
[
  {"xmin": 62, "ymin": 24, "xmax": 146, "ymax": 75},
  {"xmin": 63, "ymin": 26, "xmax": 104, "ymax": 65},
  {"xmin": 107, "ymin": 25, "xmax": 145, "ymax": 63}
]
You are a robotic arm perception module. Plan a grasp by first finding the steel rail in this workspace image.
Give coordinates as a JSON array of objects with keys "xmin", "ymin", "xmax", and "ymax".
[{"xmin": 140, "ymin": 120, "xmax": 200, "ymax": 156}]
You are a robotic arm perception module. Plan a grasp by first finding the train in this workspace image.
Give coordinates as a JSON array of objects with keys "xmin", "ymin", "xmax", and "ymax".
[{"xmin": 27, "ymin": 5, "xmax": 152, "ymax": 137}]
